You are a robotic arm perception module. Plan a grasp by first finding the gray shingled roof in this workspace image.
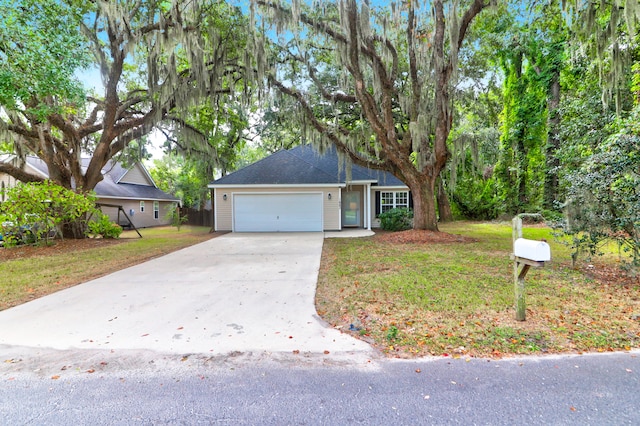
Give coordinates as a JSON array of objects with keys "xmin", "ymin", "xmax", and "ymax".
[
  {"xmin": 25, "ymin": 157, "xmax": 179, "ymax": 202},
  {"xmin": 211, "ymin": 145, "xmax": 407, "ymax": 187}
]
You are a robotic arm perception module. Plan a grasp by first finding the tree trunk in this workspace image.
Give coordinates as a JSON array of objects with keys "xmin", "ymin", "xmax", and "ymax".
[
  {"xmin": 407, "ymin": 177, "xmax": 438, "ymax": 231},
  {"xmin": 62, "ymin": 217, "xmax": 88, "ymax": 239},
  {"xmin": 436, "ymin": 177, "xmax": 453, "ymax": 222}
]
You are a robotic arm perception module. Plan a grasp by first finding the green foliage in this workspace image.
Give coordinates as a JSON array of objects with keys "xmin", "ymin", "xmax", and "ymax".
[
  {"xmin": 87, "ymin": 214, "xmax": 123, "ymax": 239},
  {"xmin": 0, "ymin": 0, "xmax": 89, "ymax": 117},
  {"xmin": 386, "ymin": 326, "xmax": 399, "ymax": 342},
  {"xmin": 451, "ymin": 176, "xmax": 500, "ymax": 220},
  {"xmin": 0, "ymin": 181, "xmax": 97, "ymax": 245},
  {"xmin": 166, "ymin": 208, "xmax": 188, "ymax": 231},
  {"xmin": 379, "ymin": 208, "xmax": 414, "ymax": 232},
  {"xmin": 149, "ymin": 155, "xmax": 209, "ymax": 209},
  {"xmin": 494, "ymin": 48, "xmax": 548, "ymax": 214},
  {"xmin": 556, "ymin": 111, "xmax": 640, "ymax": 274}
]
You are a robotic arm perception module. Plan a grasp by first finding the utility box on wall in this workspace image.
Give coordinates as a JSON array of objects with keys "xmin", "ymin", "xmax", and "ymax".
[{"xmin": 513, "ymin": 238, "xmax": 551, "ymax": 262}]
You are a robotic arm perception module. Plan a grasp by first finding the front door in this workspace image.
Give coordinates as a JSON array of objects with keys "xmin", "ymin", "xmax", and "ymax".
[{"xmin": 341, "ymin": 191, "xmax": 360, "ymax": 227}]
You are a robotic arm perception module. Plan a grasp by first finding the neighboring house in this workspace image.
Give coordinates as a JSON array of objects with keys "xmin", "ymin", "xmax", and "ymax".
[
  {"xmin": 208, "ymin": 144, "xmax": 411, "ymax": 232},
  {"xmin": 0, "ymin": 155, "xmax": 180, "ymax": 228}
]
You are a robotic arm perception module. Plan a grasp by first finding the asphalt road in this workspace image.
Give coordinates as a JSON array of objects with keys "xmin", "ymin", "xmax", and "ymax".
[{"xmin": 1, "ymin": 349, "xmax": 638, "ymax": 425}]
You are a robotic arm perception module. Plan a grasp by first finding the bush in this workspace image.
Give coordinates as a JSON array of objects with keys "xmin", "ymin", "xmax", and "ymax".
[
  {"xmin": 166, "ymin": 208, "xmax": 188, "ymax": 231},
  {"xmin": 0, "ymin": 180, "xmax": 97, "ymax": 243},
  {"xmin": 379, "ymin": 208, "xmax": 413, "ymax": 231},
  {"xmin": 556, "ymin": 121, "xmax": 640, "ymax": 274},
  {"xmin": 87, "ymin": 214, "xmax": 123, "ymax": 239},
  {"xmin": 451, "ymin": 176, "xmax": 501, "ymax": 220}
]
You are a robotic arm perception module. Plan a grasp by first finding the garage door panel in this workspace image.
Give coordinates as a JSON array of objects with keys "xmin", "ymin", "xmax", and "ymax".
[{"xmin": 234, "ymin": 193, "xmax": 323, "ymax": 232}]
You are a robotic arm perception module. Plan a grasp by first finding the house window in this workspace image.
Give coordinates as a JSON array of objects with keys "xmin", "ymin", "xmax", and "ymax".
[
  {"xmin": 380, "ymin": 191, "xmax": 409, "ymax": 214},
  {"xmin": 153, "ymin": 201, "xmax": 159, "ymax": 220},
  {"xmin": 140, "ymin": 201, "xmax": 145, "ymax": 212}
]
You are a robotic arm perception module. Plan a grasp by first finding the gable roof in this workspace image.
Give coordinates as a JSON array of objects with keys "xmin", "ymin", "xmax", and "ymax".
[
  {"xmin": 16, "ymin": 156, "xmax": 179, "ymax": 202},
  {"xmin": 210, "ymin": 145, "xmax": 407, "ymax": 187}
]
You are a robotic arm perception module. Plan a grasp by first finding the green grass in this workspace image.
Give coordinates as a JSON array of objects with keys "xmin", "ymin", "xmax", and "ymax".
[
  {"xmin": 0, "ymin": 226, "xmax": 216, "ymax": 310},
  {"xmin": 317, "ymin": 221, "xmax": 640, "ymax": 358}
]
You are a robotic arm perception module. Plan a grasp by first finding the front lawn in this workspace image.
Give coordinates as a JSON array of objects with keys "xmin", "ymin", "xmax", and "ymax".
[
  {"xmin": 316, "ymin": 221, "xmax": 640, "ymax": 358},
  {"xmin": 0, "ymin": 226, "xmax": 219, "ymax": 311}
]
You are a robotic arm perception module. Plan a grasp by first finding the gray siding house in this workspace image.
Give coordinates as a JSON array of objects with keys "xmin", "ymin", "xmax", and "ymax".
[{"xmin": 208, "ymin": 145, "xmax": 411, "ymax": 232}]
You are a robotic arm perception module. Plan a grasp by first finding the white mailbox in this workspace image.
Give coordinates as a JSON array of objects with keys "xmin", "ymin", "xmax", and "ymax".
[{"xmin": 513, "ymin": 238, "xmax": 551, "ymax": 262}]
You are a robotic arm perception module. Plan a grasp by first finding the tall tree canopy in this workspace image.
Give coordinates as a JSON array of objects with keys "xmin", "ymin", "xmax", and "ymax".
[
  {"xmin": 251, "ymin": 0, "xmax": 494, "ymax": 231},
  {"xmin": 0, "ymin": 0, "xmax": 250, "ymax": 204}
]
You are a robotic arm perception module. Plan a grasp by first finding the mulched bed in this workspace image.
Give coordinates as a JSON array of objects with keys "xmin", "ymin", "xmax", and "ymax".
[{"xmin": 374, "ymin": 229, "xmax": 478, "ymax": 244}]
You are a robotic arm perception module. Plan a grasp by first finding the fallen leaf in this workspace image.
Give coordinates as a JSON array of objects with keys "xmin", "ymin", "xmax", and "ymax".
[
  {"xmin": 292, "ymin": 350, "xmax": 300, "ymax": 355},
  {"xmin": 177, "ymin": 326, "xmax": 184, "ymax": 330},
  {"xmin": 570, "ymin": 406, "xmax": 576, "ymax": 412},
  {"xmin": 415, "ymin": 369, "xmax": 421, "ymax": 373},
  {"xmin": 100, "ymin": 362, "xmax": 108, "ymax": 366},
  {"xmin": 324, "ymin": 350, "xmax": 330, "ymax": 355},
  {"xmin": 181, "ymin": 356, "xmax": 189, "ymax": 362},
  {"xmin": 51, "ymin": 375, "xmax": 60, "ymax": 380},
  {"xmin": 141, "ymin": 333, "xmax": 149, "ymax": 337},
  {"xmin": 86, "ymin": 369, "xmax": 95, "ymax": 374}
]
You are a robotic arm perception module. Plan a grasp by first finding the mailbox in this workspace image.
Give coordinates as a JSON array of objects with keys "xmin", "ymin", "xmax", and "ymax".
[{"xmin": 513, "ymin": 238, "xmax": 551, "ymax": 262}]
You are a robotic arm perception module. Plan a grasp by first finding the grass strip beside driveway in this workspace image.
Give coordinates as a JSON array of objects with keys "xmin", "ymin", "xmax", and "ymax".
[
  {"xmin": 316, "ymin": 222, "xmax": 640, "ymax": 358},
  {"xmin": 0, "ymin": 226, "xmax": 218, "ymax": 311}
]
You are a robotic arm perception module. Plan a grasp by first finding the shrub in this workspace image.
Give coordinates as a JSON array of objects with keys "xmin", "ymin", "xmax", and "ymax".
[
  {"xmin": 87, "ymin": 214, "xmax": 123, "ymax": 239},
  {"xmin": 0, "ymin": 180, "xmax": 97, "ymax": 243},
  {"xmin": 379, "ymin": 208, "xmax": 413, "ymax": 231},
  {"xmin": 166, "ymin": 208, "xmax": 188, "ymax": 231},
  {"xmin": 555, "ymin": 121, "xmax": 640, "ymax": 274},
  {"xmin": 451, "ymin": 176, "xmax": 501, "ymax": 220}
]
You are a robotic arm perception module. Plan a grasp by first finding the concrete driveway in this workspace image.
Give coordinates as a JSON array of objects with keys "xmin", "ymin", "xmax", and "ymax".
[{"xmin": 0, "ymin": 233, "xmax": 371, "ymax": 357}]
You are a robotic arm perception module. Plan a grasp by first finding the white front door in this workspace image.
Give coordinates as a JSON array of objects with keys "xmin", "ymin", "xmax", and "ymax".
[
  {"xmin": 233, "ymin": 193, "xmax": 323, "ymax": 232},
  {"xmin": 341, "ymin": 191, "xmax": 360, "ymax": 227}
]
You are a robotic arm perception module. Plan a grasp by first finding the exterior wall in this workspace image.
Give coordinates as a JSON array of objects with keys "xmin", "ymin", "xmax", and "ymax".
[
  {"xmin": 98, "ymin": 198, "xmax": 177, "ymax": 228},
  {"xmin": 214, "ymin": 186, "xmax": 341, "ymax": 231},
  {"xmin": 368, "ymin": 186, "xmax": 411, "ymax": 228},
  {"xmin": 119, "ymin": 164, "xmax": 151, "ymax": 185},
  {"xmin": 0, "ymin": 173, "xmax": 19, "ymax": 203},
  {"xmin": 369, "ymin": 189, "xmax": 381, "ymax": 228}
]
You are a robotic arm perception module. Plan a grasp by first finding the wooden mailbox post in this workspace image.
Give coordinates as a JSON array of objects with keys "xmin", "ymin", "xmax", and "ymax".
[{"xmin": 511, "ymin": 214, "xmax": 551, "ymax": 321}]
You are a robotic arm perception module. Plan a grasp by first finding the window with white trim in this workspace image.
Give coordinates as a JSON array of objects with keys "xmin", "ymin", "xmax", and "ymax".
[
  {"xmin": 153, "ymin": 201, "xmax": 159, "ymax": 219},
  {"xmin": 140, "ymin": 201, "xmax": 145, "ymax": 212},
  {"xmin": 380, "ymin": 191, "xmax": 409, "ymax": 214}
]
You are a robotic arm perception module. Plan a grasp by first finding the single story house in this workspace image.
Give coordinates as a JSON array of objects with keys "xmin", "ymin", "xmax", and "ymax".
[
  {"xmin": 208, "ymin": 144, "xmax": 411, "ymax": 232},
  {"xmin": 0, "ymin": 155, "xmax": 180, "ymax": 228}
]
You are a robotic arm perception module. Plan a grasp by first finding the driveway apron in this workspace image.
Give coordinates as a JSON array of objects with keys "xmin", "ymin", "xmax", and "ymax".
[{"xmin": 0, "ymin": 233, "xmax": 370, "ymax": 355}]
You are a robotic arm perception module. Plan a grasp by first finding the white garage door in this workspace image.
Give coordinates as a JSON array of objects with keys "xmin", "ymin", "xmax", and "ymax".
[{"xmin": 233, "ymin": 193, "xmax": 323, "ymax": 232}]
